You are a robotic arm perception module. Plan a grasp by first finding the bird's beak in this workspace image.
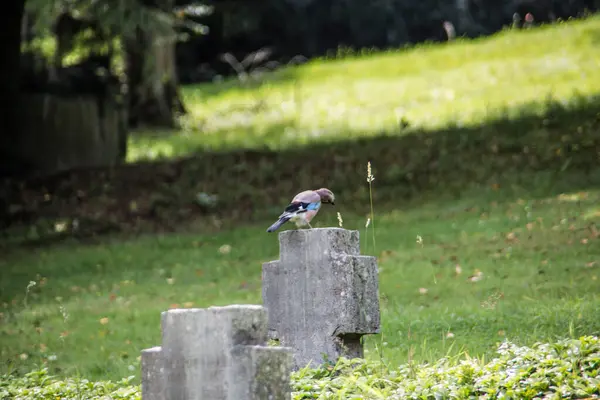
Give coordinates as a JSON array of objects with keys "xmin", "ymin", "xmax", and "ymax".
[{"xmin": 331, "ymin": 201, "xmax": 335, "ymax": 205}]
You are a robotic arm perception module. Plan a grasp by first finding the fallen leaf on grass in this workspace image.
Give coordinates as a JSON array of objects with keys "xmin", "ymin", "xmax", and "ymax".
[
  {"xmin": 379, "ymin": 250, "xmax": 396, "ymax": 262},
  {"xmin": 467, "ymin": 269, "xmax": 484, "ymax": 282},
  {"xmin": 455, "ymin": 264, "xmax": 462, "ymax": 276},
  {"xmin": 55, "ymin": 221, "xmax": 68, "ymax": 232}
]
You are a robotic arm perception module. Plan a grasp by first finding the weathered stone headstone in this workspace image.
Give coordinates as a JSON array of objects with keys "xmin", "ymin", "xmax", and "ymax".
[
  {"xmin": 141, "ymin": 346, "xmax": 164, "ymax": 400},
  {"xmin": 140, "ymin": 305, "xmax": 293, "ymax": 400},
  {"xmin": 262, "ymin": 228, "xmax": 380, "ymax": 370}
]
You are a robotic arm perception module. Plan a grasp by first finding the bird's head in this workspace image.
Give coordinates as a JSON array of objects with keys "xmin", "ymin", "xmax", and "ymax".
[{"xmin": 316, "ymin": 188, "xmax": 335, "ymax": 205}]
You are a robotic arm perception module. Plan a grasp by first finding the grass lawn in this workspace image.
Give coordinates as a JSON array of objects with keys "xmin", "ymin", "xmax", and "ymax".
[
  {"xmin": 1, "ymin": 178, "xmax": 599, "ymax": 382},
  {"xmin": 1, "ymin": 14, "xmax": 600, "ymax": 388}
]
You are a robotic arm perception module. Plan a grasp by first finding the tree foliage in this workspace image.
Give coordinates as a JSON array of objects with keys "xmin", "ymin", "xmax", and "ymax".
[{"xmin": 24, "ymin": 0, "xmax": 207, "ymax": 43}]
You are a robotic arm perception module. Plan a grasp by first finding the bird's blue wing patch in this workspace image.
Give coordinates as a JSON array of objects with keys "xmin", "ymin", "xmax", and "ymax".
[
  {"xmin": 306, "ymin": 202, "xmax": 321, "ymax": 211},
  {"xmin": 282, "ymin": 201, "xmax": 320, "ymax": 216}
]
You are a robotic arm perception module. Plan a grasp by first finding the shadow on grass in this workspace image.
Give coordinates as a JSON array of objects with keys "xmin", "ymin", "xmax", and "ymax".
[{"xmin": 1, "ymin": 93, "xmax": 600, "ymax": 247}]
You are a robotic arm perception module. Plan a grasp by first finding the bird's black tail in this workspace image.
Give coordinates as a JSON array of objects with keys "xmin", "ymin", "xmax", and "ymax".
[{"xmin": 266, "ymin": 216, "xmax": 291, "ymax": 232}]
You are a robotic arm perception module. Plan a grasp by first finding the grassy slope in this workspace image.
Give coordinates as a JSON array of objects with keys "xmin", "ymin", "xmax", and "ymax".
[
  {"xmin": 129, "ymin": 16, "xmax": 600, "ymax": 160},
  {"xmin": 1, "ymin": 16, "xmax": 600, "ymax": 383}
]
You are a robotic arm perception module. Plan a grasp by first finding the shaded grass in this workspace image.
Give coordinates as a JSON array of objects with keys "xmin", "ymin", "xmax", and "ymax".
[
  {"xmin": 128, "ymin": 15, "xmax": 600, "ymax": 161},
  {"xmin": 1, "ymin": 177, "xmax": 599, "ymax": 381},
  {"xmin": 3, "ymin": 90, "xmax": 598, "ymax": 244}
]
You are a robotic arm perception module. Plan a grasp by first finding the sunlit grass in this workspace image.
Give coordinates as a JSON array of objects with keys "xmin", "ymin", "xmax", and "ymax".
[{"xmin": 128, "ymin": 15, "xmax": 600, "ymax": 161}]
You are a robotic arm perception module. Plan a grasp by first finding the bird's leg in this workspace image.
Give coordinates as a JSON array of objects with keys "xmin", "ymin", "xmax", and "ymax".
[{"xmin": 307, "ymin": 221, "xmax": 313, "ymax": 229}]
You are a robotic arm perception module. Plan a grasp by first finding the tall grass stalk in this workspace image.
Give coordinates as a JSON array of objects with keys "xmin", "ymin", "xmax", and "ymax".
[
  {"xmin": 367, "ymin": 161, "xmax": 376, "ymax": 254},
  {"xmin": 23, "ymin": 280, "xmax": 36, "ymax": 308}
]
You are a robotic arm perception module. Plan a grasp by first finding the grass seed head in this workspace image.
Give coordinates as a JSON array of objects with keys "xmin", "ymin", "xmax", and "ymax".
[{"xmin": 367, "ymin": 161, "xmax": 375, "ymax": 183}]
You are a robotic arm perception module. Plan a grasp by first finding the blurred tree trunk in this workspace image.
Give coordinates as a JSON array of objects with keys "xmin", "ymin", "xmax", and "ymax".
[
  {"xmin": 125, "ymin": 0, "xmax": 186, "ymax": 128},
  {"xmin": 0, "ymin": 0, "xmax": 28, "ymax": 178}
]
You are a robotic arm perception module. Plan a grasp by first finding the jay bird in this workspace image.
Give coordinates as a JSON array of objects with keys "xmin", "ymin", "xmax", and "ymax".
[{"xmin": 266, "ymin": 188, "xmax": 335, "ymax": 232}]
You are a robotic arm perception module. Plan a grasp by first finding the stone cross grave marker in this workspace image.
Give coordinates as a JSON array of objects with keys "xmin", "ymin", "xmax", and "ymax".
[{"xmin": 262, "ymin": 228, "xmax": 380, "ymax": 370}]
